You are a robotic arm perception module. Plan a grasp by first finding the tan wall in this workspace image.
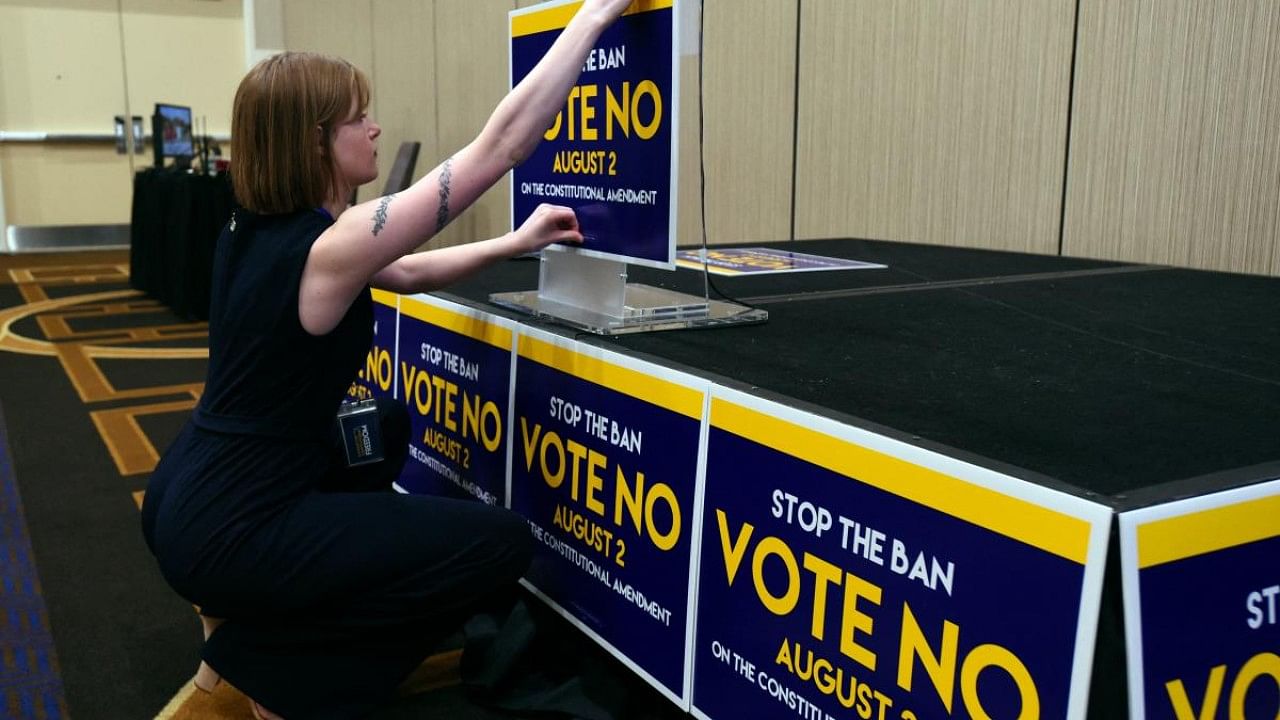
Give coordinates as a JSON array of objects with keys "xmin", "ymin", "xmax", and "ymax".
[
  {"xmin": 7, "ymin": 1, "xmax": 1278, "ymax": 275},
  {"xmin": 428, "ymin": 0, "xmax": 518, "ymax": 249},
  {"xmin": 0, "ymin": 0, "xmax": 132, "ymax": 226},
  {"xmin": 121, "ymin": 0, "xmax": 245, "ymax": 139},
  {"xmin": 0, "ymin": 143, "xmax": 134, "ymax": 226},
  {"xmin": 0, "ymin": 0, "xmax": 244, "ymax": 226},
  {"xmin": 368, "ymin": 0, "xmax": 440, "ymax": 195},
  {"xmin": 281, "ymin": 0, "xmax": 374, "ymax": 88},
  {"xmin": 249, "ymin": 0, "xmax": 286, "ymax": 65},
  {"xmin": 1063, "ymin": 0, "xmax": 1280, "ymax": 275}
]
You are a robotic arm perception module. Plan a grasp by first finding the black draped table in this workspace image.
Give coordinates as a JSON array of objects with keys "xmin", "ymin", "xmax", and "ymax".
[
  {"xmin": 129, "ymin": 168, "xmax": 235, "ymax": 320},
  {"xmin": 426, "ymin": 239, "xmax": 1280, "ymax": 718}
]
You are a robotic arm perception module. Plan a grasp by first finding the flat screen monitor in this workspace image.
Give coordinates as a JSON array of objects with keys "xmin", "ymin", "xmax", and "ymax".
[{"xmin": 153, "ymin": 103, "xmax": 194, "ymax": 165}]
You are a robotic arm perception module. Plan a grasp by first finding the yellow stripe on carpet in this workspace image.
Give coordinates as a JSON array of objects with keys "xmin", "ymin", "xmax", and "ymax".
[{"xmin": 397, "ymin": 648, "xmax": 464, "ymax": 697}]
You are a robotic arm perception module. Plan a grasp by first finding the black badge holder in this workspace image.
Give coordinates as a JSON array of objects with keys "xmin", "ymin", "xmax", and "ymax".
[{"xmin": 336, "ymin": 399, "xmax": 385, "ymax": 467}]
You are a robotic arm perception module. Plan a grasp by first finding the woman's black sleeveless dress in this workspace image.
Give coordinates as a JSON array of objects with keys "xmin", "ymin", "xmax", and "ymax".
[{"xmin": 140, "ymin": 209, "xmax": 532, "ymax": 718}]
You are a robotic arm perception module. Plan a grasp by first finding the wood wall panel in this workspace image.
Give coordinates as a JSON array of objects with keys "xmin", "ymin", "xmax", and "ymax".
[
  {"xmin": 282, "ymin": 0, "xmax": 374, "ymax": 80},
  {"xmin": 425, "ymin": 0, "xmax": 516, "ymax": 249},
  {"xmin": 367, "ymin": 1, "xmax": 439, "ymax": 206},
  {"xmin": 1064, "ymin": 0, "xmax": 1280, "ymax": 275},
  {"xmin": 674, "ymin": 55, "xmax": 703, "ymax": 248},
  {"xmin": 694, "ymin": 0, "xmax": 796, "ymax": 245},
  {"xmin": 793, "ymin": 0, "xmax": 1075, "ymax": 254},
  {"xmin": 281, "ymin": 0, "xmax": 376, "ymax": 192},
  {"xmin": 0, "ymin": 1, "xmax": 127, "ymax": 132}
]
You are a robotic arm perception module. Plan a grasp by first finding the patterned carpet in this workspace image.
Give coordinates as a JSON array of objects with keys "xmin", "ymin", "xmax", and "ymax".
[
  {"xmin": 0, "ymin": 401, "xmax": 66, "ymax": 719},
  {"xmin": 0, "ymin": 247, "xmax": 524, "ymax": 720},
  {"xmin": 0, "ymin": 250, "xmax": 208, "ymax": 718},
  {"xmin": 0, "ymin": 249, "xmax": 685, "ymax": 720}
]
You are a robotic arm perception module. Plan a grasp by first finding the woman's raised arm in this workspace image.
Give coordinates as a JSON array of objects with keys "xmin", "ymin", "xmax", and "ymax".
[{"xmin": 299, "ymin": 0, "xmax": 634, "ymax": 335}]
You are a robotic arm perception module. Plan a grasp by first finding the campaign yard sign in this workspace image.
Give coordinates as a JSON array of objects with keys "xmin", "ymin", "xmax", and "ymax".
[
  {"xmin": 676, "ymin": 248, "xmax": 887, "ymax": 276},
  {"xmin": 345, "ymin": 288, "xmax": 399, "ymax": 403},
  {"xmin": 510, "ymin": 0, "xmax": 678, "ymax": 268},
  {"xmin": 692, "ymin": 387, "xmax": 1112, "ymax": 720},
  {"xmin": 509, "ymin": 326, "xmax": 705, "ymax": 706},
  {"xmin": 1119, "ymin": 479, "xmax": 1280, "ymax": 720},
  {"xmin": 394, "ymin": 293, "xmax": 515, "ymax": 506}
]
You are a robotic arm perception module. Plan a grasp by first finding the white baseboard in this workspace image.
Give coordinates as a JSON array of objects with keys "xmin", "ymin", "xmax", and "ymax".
[{"xmin": 3, "ymin": 224, "xmax": 130, "ymax": 254}]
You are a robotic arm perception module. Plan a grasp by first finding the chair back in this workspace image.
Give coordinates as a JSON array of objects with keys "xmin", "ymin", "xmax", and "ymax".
[{"xmin": 348, "ymin": 141, "xmax": 421, "ymax": 206}]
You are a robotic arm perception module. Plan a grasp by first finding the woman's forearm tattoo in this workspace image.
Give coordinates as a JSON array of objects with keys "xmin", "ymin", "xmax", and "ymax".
[
  {"xmin": 435, "ymin": 157, "xmax": 454, "ymax": 234},
  {"xmin": 372, "ymin": 193, "xmax": 396, "ymax": 236}
]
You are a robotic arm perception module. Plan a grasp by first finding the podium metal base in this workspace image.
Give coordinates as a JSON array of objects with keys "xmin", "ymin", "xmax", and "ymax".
[{"xmin": 490, "ymin": 284, "xmax": 767, "ymax": 336}]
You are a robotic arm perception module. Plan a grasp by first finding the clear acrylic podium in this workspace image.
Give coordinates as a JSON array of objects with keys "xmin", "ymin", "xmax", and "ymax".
[{"xmin": 490, "ymin": 247, "xmax": 767, "ymax": 335}]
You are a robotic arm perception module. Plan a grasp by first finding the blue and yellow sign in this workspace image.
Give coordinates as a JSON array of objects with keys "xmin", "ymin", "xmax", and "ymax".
[
  {"xmin": 510, "ymin": 0, "xmax": 677, "ymax": 268},
  {"xmin": 395, "ymin": 294, "xmax": 514, "ymax": 505},
  {"xmin": 510, "ymin": 327, "xmax": 704, "ymax": 705},
  {"xmin": 1120, "ymin": 479, "xmax": 1280, "ymax": 720},
  {"xmin": 346, "ymin": 288, "xmax": 399, "ymax": 403},
  {"xmin": 692, "ymin": 388, "xmax": 1111, "ymax": 720},
  {"xmin": 675, "ymin": 248, "xmax": 887, "ymax": 276}
]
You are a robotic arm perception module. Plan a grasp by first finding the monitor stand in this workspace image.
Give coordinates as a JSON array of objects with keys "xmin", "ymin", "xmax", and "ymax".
[{"xmin": 490, "ymin": 248, "xmax": 767, "ymax": 335}]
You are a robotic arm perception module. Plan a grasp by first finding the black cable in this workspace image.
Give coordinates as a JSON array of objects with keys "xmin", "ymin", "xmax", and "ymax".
[{"xmin": 577, "ymin": 1, "xmax": 759, "ymax": 341}]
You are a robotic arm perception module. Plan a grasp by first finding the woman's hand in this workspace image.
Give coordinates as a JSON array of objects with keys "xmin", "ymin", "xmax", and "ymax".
[
  {"xmin": 579, "ymin": 0, "xmax": 634, "ymax": 27},
  {"xmin": 507, "ymin": 203, "xmax": 584, "ymax": 256}
]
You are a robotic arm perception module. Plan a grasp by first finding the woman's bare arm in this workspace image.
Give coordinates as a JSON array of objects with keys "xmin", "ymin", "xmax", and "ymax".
[
  {"xmin": 369, "ymin": 203, "xmax": 583, "ymax": 294},
  {"xmin": 299, "ymin": 0, "xmax": 633, "ymax": 335}
]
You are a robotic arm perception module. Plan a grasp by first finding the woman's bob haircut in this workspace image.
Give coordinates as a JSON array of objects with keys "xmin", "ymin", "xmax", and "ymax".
[{"xmin": 230, "ymin": 52, "xmax": 370, "ymax": 214}]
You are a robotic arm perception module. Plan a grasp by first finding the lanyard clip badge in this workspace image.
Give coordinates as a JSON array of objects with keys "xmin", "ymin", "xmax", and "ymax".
[{"xmin": 336, "ymin": 399, "xmax": 384, "ymax": 466}]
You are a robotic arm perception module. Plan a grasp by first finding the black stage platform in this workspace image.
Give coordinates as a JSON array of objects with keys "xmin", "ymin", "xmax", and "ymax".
[
  {"xmin": 436, "ymin": 238, "xmax": 1280, "ymax": 718},
  {"xmin": 445, "ymin": 238, "xmax": 1279, "ymax": 502}
]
